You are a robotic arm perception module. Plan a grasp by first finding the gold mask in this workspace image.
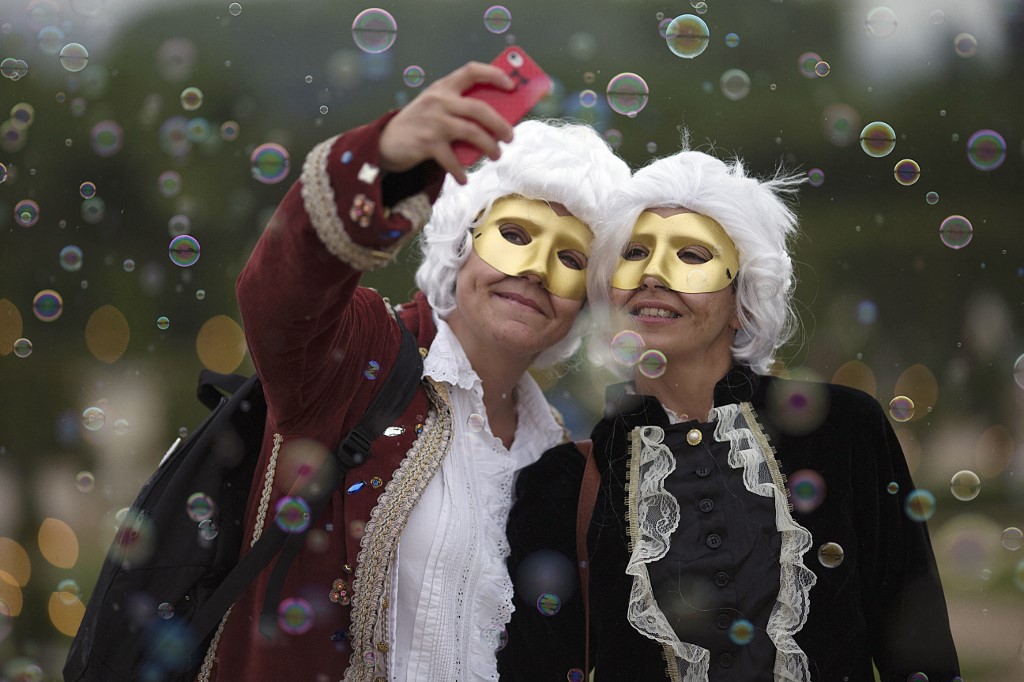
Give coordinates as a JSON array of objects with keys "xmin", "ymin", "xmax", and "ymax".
[
  {"xmin": 611, "ymin": 211, "xmax": 740, "ymax": 294},
  {"xmin": 471, "ymin": 196, "xmax": 593, "ymax": 301}
]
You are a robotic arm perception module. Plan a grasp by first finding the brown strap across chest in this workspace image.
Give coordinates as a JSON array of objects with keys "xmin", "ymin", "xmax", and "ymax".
[{"xmin": 575, "ymin": 438, "xmax": 600, "ymax": 678}]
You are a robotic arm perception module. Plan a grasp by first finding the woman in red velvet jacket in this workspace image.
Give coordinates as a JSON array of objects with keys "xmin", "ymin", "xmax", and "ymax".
[{"xmin": 200, "ymin": 62, "xmax": 630, "ymax": 682}]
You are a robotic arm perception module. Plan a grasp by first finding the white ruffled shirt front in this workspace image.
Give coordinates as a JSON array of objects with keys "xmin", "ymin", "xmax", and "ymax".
[{"xmin": 388, "ymin": 316, "xmax": 564, "ymax": 681}]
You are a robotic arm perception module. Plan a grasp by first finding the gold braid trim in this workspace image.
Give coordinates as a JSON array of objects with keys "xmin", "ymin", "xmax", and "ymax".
[
  {"xmin": 343, "ymin": 378, "xmax": 453, "ymax": 682},
  {"xmin": 739, "ymin": 403, "xmax": 792, "ymax": 512},
  {"xmin": 624, "ymin": 427, "xmax": 641, "ymax": 555},
  {"xmin": 195, "ymin": 605, "xmax": 232, "ymax": 682},
  {"xmin": 624, "ymin": 428, "xmax": 682, "ymax": 682},
  {"xmin": 300, "ymin": 135, "xmax": 431, "ymax": 272},
  {"xmin": 253, "ymin": 433, "xmax": 284, "ymax": 545},
  {"xmin": 195, "ymin": 433, "xmax": 283, "ymax": 681}
]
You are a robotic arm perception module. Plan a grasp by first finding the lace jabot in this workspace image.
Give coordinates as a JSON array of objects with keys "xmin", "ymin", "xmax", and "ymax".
[{"xmin": 623, "ymin": 400, "xmax": 817, "ymax": 681}]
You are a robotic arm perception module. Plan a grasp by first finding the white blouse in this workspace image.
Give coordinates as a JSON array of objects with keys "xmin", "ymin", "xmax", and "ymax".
[{"xmin": 389, "ymin": 316, "xmax": 565, "ymax": 681}]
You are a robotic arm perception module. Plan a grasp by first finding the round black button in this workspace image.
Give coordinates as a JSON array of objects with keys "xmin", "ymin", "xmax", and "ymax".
[
  {"xmin": 716, "ymin": 613, "xmax": 731, "ymax": 629},
  {"xmin": 698, "ymin": 498, "xmax": 714, "ymax": 513},
  {"xmin": 706, "ymin": 533, "xmax": 722, "ymax": 549},
  {"xmin": 719, "ymin": 652, "xmax": 734, "ymax": 668},
  {"xmin": 695, "ymin": 465, "xmax": 712, "ymax": 478},
  {"xmin": 714, "ymin": 571, "xmax": 730, "ymax": 587}
]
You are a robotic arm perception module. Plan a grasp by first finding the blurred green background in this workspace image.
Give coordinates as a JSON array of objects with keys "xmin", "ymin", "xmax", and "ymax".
[{"xmin": 1, "ymin": 0, "xmax": 1022, "ymax": 679}]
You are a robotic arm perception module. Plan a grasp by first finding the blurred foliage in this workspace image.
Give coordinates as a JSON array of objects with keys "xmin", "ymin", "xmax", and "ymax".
[{"xmin": 1, "ymin": 0, "xmax": 1023, "ymax": 679}]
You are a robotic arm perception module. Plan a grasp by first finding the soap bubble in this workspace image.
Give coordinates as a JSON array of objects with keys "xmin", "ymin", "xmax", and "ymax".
[
  {"xmin": 860, "ymin": 121, "xmax": 896, "ymax": 158},
  {"xmin": 483, "ymin": 6, "xmax": 512, "ymax": 34},
  {"xmin": 939, "ymin": 215, "xmax": 972, "ymax": 250},
  {"xmin": 32, "ymin": 290, "xmax": 63, "ymax": 322},
  {"xmin": 904, "ymin": 489, "xmax": 936, "ymax": 521},
  {"xmin": 665, "ymin": 14, "xmax": 710, "ymax": 59},
  {"xmin": 953, "ymin": 33, "xmax": 977, "ymax": 58},
  {"xmin": 180, "ymin": 86, "xmax": 203, "ymax": 111},
  {"xmin": 606, "ymin": 73, "xmax": 649, "ymax": 116},
  {"xmin": 817, "ymin": 542, "xmax": 844, "ymax": 568},
  {"xmin": 59, "ymin": 43, "xmax": 89, "ymax": 72},
  {"xmin": 402, "ymin": 65, "xmax": 425, "ymax": 88},
  {"xmin": 250, "ymin": 143, "xmax": 290, "ymax": 184},
  {"xmin": 186, "ymin": 493, "xmax": 215, "ymax": 522},
  {"xmin": 1000, "ymin": 527, "xmax": 1023, "ymax": 551},
  {"xmin": 82, "ymin": 406, "xmax": 105, "ymax": 431},
  {"xmin": 949, "ymin": 470, "xmax": 980, "ymax": 502},
  {"xmin": 13, "ymin": 338, "xmax": 33, "ymax": 358},
  {"xmin": 966, "ymin": 129, "xmax": 1006, "ymax": 171},
  {"xmin": 864, "ymin": 6, "xmax": 898, "ymax": 37},
  {"xmin": 14, "ymin": 199, "xmax": 40, "ymax": 227},
  {"xmin": 169, "ymin": 235, "xmax": 201, "ymax": 267},
  {"xmin": 610, "ymin": 330, "xmax": 645, "ymax": 366},
  {"xmin": 888, "ymin": 396, "xmax": 915, "ymax": 422},
  {"xmin": 352, "ymin": 8, "xmax": 397, "ymax": 54},
  {"xmin": 720, "ymin": 69, "xmax": 751, "ymax": 101},
  {"xmin": 893, "ymin": 159, "xmax": 920, "ymax": 186}
]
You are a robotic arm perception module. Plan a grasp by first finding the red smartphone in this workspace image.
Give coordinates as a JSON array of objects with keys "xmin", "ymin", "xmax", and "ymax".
[{"xmin": 452, "ymin": 46, "xmax": 552, "ymax": 166}]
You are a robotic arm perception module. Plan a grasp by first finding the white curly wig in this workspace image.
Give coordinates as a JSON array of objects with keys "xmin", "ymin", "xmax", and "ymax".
[
  {"xmin": 415, "ymin": 119, "xmax": 631, "ymax": 368},
  {"xmin": 588, "ymin": 145, "xmax": 804, "ymax": 374}
]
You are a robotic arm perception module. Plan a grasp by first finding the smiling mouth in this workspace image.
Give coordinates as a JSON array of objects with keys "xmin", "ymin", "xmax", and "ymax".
[
  {"xmin": 632, "ymin": 306, "xmax": 680, "ymax": 319},
  {"xmin": 497, "ymin": 292, "xmax": 543, "ymax": 313}
]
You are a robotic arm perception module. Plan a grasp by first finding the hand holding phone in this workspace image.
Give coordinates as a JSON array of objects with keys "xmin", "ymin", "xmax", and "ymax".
[
  {"xmin": 378, "ymin": 49, "xmax": 551, "ymax": 183},
  {"xmin": 452, "ymin": 46, "xmax": 552, "ymax": 166}
]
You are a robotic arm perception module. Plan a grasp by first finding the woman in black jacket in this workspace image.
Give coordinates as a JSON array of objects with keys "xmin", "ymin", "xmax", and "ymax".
[{"xmin": 499, "ymin": 146, "xmax": 961, "ymax": 682}]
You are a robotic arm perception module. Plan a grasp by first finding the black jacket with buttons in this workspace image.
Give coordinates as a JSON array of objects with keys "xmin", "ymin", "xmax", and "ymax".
[{"xmin": 498, "ymin": 366, "xmax": 960, "ymax": 682}]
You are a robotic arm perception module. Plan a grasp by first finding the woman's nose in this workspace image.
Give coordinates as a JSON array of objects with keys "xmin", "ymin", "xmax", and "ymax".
[
  {"xmin": 519, "ymin": 272, "xmax": 544, "ymax": 286},
  {"xmin": 639, "ymin": 274, "xmax": 667, "ymax": 290}
]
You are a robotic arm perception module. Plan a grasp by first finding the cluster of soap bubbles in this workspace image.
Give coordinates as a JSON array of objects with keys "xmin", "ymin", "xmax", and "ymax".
[
  {"xmin": 1, "ymin": 57, "xmax": 30, "ymax": 80},
  {"xmin": 609, "ymin": 330, "xmax": 668, "ymax": 378}
]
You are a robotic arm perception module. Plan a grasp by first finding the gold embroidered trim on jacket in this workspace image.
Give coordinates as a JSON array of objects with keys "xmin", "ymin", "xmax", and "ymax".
[
  {"xmin": 253, "ymin": 433, "xmax": 284, "ymax": 545},
  {"xmin": 739, "ymin": 403, "xmax": 792, "ymax": 512},
  {"xmin": 624, "ymin": 426, "xmax": 641, "ymax": 555},
  {"xmin": 300, "ymin": 135, "xmax": 430, "ymax": 272},
  {"xmin": 196, "ymin": 432, "xmax": 283, "ymax": 681},
  {"xmin": 624, "ymin": 426, "xmax": 694, "ymax": 682},
  {"xmin": 195, "ymin": 605, "xmax": 233, "ymax": 682},
  {"xmin": 343, "ymin": 378, "xmax": 453, "ymax": 682}
]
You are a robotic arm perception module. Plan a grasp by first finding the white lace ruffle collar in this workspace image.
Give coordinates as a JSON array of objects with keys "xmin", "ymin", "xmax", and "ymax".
[
  {"xmin": 624, "ymin": 404, "xmax": 817, "ymax": 682},
  {"xmin": 422, "ymin": 315, "xmax": 481, "ymax": 393},
  {"xmin": 422, "ymin": 314, "xmax": 563, "ymax": 454}
]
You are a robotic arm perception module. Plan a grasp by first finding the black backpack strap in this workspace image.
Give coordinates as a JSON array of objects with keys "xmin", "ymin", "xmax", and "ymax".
[
  {"xmin": 258, "ymin": 314, "xmax": 423, "ymax": 637},
  {"xmin": 197, "ymin": 370, "xmax": 248, "ymax": 410}
]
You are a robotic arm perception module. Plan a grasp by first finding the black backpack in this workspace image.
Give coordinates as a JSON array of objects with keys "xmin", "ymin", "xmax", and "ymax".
[{"xmin": 64, "ymin": 319, "xmax": 423, "ymax": 682}]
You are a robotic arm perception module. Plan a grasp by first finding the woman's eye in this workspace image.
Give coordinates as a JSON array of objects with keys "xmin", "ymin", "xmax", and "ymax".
[
  {"xmin": 499, "ymin": 224, "xmax": 530, "ymax": 245},
  {"xmin": 678, "ymin": 246, "xmax": 712, "ymax": 264},
  {"xmin": 558, "ymin": 250, "xmax": 587, "ymax": 271},
  {"xmin": 622, "ymin": 243, "xmax": 648, "ymax": 261}
]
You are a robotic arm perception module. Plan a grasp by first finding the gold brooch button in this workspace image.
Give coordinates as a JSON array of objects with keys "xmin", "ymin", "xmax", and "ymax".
[{"xmin": 686, "ymin": 428, "xmax": 703, "ymax": 446}]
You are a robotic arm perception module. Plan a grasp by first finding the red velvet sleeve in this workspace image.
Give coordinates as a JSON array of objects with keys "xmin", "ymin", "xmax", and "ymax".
[{"xmin": 235, "ymin": 111, "xmax": 445, "ymax": 436}]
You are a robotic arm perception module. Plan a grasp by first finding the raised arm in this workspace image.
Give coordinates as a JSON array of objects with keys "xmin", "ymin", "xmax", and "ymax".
[{"xmin": 235, "ymin": 63, "xmax": 516, "ymax": 434}]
